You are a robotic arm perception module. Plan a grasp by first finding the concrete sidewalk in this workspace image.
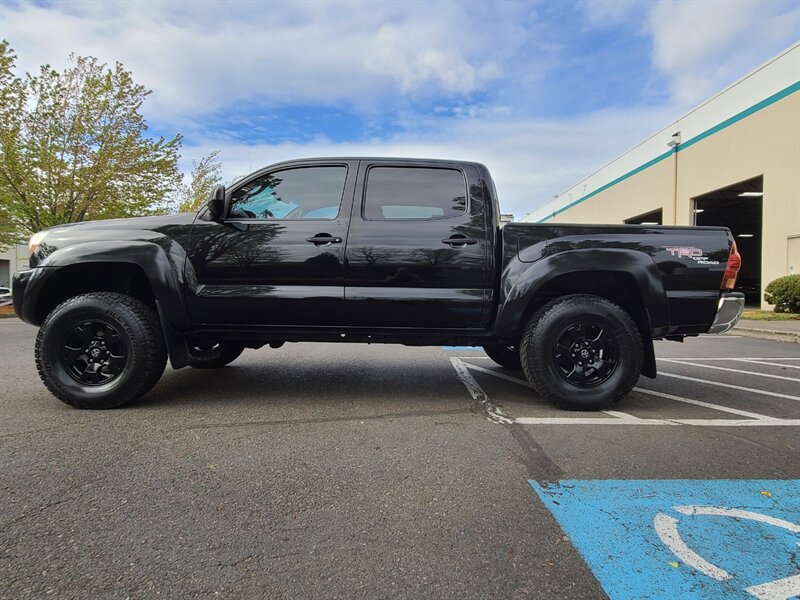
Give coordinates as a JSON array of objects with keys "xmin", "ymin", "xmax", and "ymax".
[{"xmin": 733, "ymin": 317, "xmax": 800, "ymax": 344}]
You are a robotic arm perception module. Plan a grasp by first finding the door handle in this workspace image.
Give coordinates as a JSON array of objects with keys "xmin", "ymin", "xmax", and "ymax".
[
  {"xmin": 306, "ymin": 234, "xmax": 343, "ymax": 246},
  {"xmin": 441, "ymin": 236, "xmax": 478, "ymax": 247}
]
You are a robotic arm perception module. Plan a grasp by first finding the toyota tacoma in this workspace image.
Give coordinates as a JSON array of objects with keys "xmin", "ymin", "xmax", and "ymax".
[{"xmin": 12, "ymin": 158, "xmax": 744, "ymax": 410}]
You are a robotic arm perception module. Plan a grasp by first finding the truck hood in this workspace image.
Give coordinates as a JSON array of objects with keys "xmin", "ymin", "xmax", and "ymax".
[
  {"xmin": 41, "ymin": 213, "xmax": 196, "ymax": 234},
  {"xmin": 30, "ymin": 213, "xmax": 198, "ymax": 267}
]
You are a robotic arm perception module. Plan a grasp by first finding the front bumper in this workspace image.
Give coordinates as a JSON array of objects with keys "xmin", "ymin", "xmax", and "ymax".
[
  {"xmin": 706, "ymin": 292, "xmax": 745, "ymax": 334},
  {"xmin": 12, "ymin": 268, "xmax": 58, "ymax": 326}
]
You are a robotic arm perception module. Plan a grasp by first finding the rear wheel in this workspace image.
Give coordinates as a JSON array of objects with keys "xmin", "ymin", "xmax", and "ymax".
[
  {"xmin": 187, "ymin": 342, "xmax": 245, "ymax": 368},
  {"xmin": 482, "ymin": 343, "xmax": 522, "ymax": 369},
  {"xmin": 520, "ymin": 295, "xmax": 643, "ymax": 410},
  {"xmin": 35, "ymin": 292, "xmax": 167, "ymax": 409}
]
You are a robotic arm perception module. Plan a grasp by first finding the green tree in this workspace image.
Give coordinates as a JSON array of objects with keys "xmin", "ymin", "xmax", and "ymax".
[
  {"xmin": 0, "ymin": 41, "xmax": 182, "ymax": 249},
  {"xmin": 176, "ymin": 150, "xmax": 222, "ymax": 213}
]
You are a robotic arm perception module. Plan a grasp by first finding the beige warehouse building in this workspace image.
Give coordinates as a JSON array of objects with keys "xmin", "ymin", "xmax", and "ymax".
[{"xmin": 523, "ymin": 43, "xmax": 800, "ymax": 309}]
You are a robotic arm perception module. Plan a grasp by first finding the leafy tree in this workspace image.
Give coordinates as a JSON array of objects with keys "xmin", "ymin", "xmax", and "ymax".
[
  {"xmin": 0, "ymin": 41, "xmax": 182, "ymax": 249},
  {"xmin": 0, "ymin": 41, "xmax": 24, "ymax": 247},
  {"xmin": 176, "ymin": 150, "xmax": 222, "ymax": 213}
]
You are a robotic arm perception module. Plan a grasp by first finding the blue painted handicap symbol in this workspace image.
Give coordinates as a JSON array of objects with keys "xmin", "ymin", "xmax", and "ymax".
[{"xmin": 530, "ymin": 480, "xmax": 800, "ymax": 600}]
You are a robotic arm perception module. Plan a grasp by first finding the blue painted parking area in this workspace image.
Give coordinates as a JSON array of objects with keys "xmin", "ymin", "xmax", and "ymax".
[{"xmin": 530, "ymin": 479, "xmax": 800, "ymax": 600}]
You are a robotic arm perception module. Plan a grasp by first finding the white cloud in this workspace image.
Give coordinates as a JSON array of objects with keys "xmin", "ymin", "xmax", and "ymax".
[
  {"xmin": 3, "ymin": 0, "xmax": 796, "ymax": 219},
  {"xmin": 1, "ymin": 0, "xmax": 521, "ymax": 118},
  {"xmin": 180, "ymin": 104, "xmax": 669, "ymax": 219},
  {"xmin": 647, "ymin": 0, "xmax": 799, "ymax": 105},
  {"xmin": 581, "ymin": 0, "xmax": 642, "ymax": 27}
]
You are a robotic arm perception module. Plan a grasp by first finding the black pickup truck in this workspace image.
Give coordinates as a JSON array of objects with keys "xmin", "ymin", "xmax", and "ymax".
[{"xmin": 13, "ymin": 157, "xmax": 744, "ymax": 410}]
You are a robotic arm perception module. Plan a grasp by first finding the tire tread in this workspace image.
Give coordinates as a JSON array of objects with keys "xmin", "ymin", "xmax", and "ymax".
[
  {"xmin": 35, "ymin": 292, "xmax": 167, "ymax": 409},
  {"xmin": 520, "ymin": 294, "xmax": 643, "ymax": 410}
]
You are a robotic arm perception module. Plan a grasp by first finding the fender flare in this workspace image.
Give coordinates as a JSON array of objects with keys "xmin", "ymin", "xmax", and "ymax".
[
  {"xmin": 35, "ymin": 241, "xmax": 191, "ymax": 368},
  {"xmin": 493, "ymin": 249, "xmax": 668, "ymax": 378},
  {"xmin": 495, "ymin": 248, "xmax": 669, "ymax": 333}
]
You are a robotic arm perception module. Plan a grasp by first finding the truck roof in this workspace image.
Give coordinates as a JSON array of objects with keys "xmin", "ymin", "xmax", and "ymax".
[{"xmin": 264, "ymin": 156, "xmax": 489, "ymax": 169}]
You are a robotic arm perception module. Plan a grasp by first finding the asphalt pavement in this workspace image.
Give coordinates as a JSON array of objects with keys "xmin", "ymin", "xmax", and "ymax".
[{"xmin": 1, "ymin": 319, "xmax": 798, "ymax": 599}]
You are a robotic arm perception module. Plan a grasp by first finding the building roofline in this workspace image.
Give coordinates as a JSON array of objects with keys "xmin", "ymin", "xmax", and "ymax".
[{"xmin": 525, "ymin": 41, "xmax": 800, "ymax": 223}]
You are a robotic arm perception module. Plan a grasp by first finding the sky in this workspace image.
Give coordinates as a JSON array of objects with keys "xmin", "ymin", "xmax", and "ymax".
[{"xmin": 1, "ymin": 0, "xmax": 798, "ymax": 218}]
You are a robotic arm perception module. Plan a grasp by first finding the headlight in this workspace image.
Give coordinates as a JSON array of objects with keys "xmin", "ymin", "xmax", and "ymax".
[{"xmin": 28, "ymin": 231, "xmax": 48, "ymax": 254}]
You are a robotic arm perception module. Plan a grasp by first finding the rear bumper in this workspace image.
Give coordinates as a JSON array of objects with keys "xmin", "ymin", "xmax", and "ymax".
[{"xmin": 706, "ymin": 293, "xmax": 744, "ymax": 334}]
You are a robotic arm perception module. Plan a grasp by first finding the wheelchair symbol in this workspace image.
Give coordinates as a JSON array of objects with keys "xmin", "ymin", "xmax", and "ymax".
[{"xmin": 654, "ymin": 505, "xmax": 800, "ymax": 599}]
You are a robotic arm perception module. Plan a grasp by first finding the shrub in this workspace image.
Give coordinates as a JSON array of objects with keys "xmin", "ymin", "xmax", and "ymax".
[{"xmin": 764, "ymin": 274, "xmax": 800, "ymax": 313}]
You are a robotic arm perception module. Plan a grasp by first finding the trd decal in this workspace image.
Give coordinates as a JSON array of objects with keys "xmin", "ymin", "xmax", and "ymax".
[{"xmin": 665, "ymin": 247, "xmax": 720, "ymax": 265}]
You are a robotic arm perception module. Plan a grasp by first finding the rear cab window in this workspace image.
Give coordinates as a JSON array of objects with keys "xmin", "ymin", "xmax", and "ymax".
[{"xmin": 363, "ymin": 167, "xmax": 467, "ymax": 221}]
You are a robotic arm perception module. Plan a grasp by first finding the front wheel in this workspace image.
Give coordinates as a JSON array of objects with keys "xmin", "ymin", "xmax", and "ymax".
[
  {"xmin": 482, "ymin": 343, "xmax": 522, "ymax": 369},
  {"xmin": 35, "ymin": 293, "xmax": 167, "ymax": 409},
  {"xmin": 520, "ymin": 295, "xmax": 643, "ymax": 411},
  {"xmin": 187, "ymin": 342, "xmax": 245, "ymax": 368}
]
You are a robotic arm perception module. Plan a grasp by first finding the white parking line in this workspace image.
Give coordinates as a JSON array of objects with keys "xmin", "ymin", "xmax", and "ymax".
[
  {"xmin": 632, "ymin": 388, "xmax": 774, "ymax": 420},
  {"xmin": 658, "ymin": 358, "xmax": 800, "ymax": 382},
  {"xmin": 460, "ymin": 362, "xmax": 535, "ymax": 388},
  {"xmin": 512, "ymin": 416, "xmax": 672, "ymax": 425},
  {"xmin": 451, "ymin": 358, "xmax": 800, "ymax": 426},
  {"xmin": 658, "ymin": 372, "xmax": 800, "ymax": 402},
  {"xmin": 650, "ymin": 357, "xmax": 800, "ymax": 361},
  {"xmin": 449, "ymin": 358, "xmax": 512, "ymax": 425},
  {"xmin": 511, "ymin": 416, "xmax": 800, "ymax": 426},
  {"xmin": 734, "ymin": 358, "xmax": 800, "ymax": 370}
]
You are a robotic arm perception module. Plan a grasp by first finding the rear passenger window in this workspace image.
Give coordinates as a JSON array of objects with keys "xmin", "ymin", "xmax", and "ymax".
[{"xmin": 363, "ymin": 167, "xmax": 467, "ymax": 220}]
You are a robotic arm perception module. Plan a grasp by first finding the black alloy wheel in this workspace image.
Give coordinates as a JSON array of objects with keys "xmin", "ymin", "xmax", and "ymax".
[
  {"xmin": 62, "ymin": 319, "xmax": 129, "ymax": 385},
  {"xmin": 35, "ymin": 292, "xmax": 167, "ymax": 409},
  {"xmin": 520, "ymin": 294, "xmax": 643, "ymax": 410},
  {"xmin": 551, "ymin": 319, "xmax": 618, "ymax": 387}
]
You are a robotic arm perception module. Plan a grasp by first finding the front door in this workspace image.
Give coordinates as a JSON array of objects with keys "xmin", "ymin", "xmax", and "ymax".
[
  {"xmin": 344, "ymin": 162, "xmax": 491, "ymax": 329},
  {"xmin": 186, "ymin": 161, "xmax": 357, "ymax": 326}
]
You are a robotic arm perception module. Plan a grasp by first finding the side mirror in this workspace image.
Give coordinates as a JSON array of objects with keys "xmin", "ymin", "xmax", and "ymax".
[{"xmin": 208, "ymin": 184, "xmax": 228, "ymax": 222}]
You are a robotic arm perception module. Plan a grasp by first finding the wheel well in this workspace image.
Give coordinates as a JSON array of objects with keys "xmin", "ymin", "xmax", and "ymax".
[
  {"xmin": 36, "ymin": 262, "xmax": 156, "ymax": 323},
  {"xmin": 520, "ymin": 271, "xmax": 657, "ymax": 378}
]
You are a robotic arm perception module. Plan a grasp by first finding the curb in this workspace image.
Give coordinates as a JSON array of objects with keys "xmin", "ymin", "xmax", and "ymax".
[{"xmin": 731, "ymin": 326, "xmax": 800, "ymax": 344}]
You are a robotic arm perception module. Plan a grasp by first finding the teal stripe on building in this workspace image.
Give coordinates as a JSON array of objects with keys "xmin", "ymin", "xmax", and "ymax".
[{"xmin": 538, "ymin": 81, "xmax": 800, "ymax": 223}]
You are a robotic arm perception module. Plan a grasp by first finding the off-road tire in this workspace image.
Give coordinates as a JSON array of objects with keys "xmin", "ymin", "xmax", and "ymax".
[
  {"xmin": 482, "ymin": 343, "xmax": 522, "ymax": 369},
  {"xmin": 35, "ymin": 292, "xmax": 167, "ymax": 409},
  {"xmin": 187, "ymin": 342, "xmax": 245, "ymax": 368},
  {"xmin": 520, "ymin": 294, "xmax": 643, "ymax": 411}
]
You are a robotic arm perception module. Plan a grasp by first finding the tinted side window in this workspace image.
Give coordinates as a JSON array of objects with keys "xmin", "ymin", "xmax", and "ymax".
[
  {"xmin": 229, "ymin": 166, "xmax": 347, "ymax": 220},
  {"xmin": 363, "ymin": 167, "xmax": 467, "ymax": 220}
]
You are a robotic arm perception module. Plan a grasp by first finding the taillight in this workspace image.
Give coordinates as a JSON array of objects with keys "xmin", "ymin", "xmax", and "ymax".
[{"xmin": 721, "ymin": 241, "xmax": 741, "ymax": 290}]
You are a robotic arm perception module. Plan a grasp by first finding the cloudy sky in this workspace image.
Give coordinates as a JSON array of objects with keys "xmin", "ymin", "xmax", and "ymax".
[{"xmin": 1, "ymin": 0, "xmax": 798, "ymax": 217}]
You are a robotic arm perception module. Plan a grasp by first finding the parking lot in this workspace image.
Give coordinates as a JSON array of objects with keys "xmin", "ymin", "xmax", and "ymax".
[{"xmin": 1, "ymin": 318, "xmax": 798, "ymax": 599}]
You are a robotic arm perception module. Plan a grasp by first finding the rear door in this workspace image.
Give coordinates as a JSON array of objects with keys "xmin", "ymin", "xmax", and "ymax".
[
  {"xmin": 344, "ymin": 161, "xmax": 491, "ymax": 329},
  {"xmin": 186, "ymin": 160, "xmax": 357, "ymax": 326}
]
